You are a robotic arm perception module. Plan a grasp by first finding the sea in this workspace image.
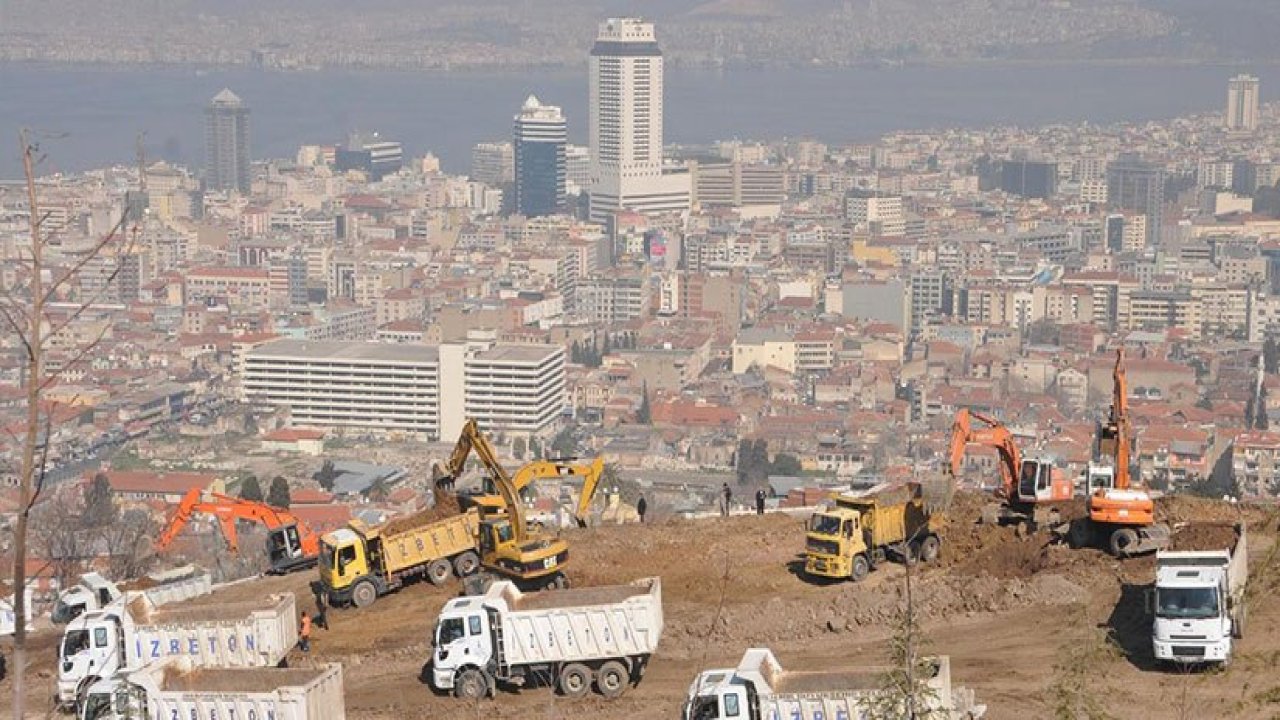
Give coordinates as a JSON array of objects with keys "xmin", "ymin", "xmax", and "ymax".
[{"xmin": 0, "ymin": 60, "xmax": 1276, "ymax": 180}]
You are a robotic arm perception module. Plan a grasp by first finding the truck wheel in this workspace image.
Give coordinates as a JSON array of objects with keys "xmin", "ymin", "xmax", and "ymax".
[
  {"xmin": 454, "ymin": 668, "xmax": 488, "ymax": 700},
  {"xmin": 1068, "ymin": 520, "xmax": 1092, "ymax": 549},
  {"xmin": 453, "ymin": 551, "xmax": 480, "ymax": 577},
  {"xmin": 558, "ymin": 663, "xmax": 592, "ymax": 698},
  {"xmin": 851, "ymin": 555, "xmax": 870, "ymax": 582},
  {"xmin": 427, "ymin": 558, "xmax": 454, "ymax": 586},
  {"xmin": 596, "ymin": 660, "xmax": 629, "ymax": 698},
  {"xmin": 920, "ymin": 535, "xmax": 941, "ymax": 563},
  {"xmin": 352, "ymin": 580, "xmax": 378, "ymax": 608},
  {"xmin": 1109, "ymin": 528, "xmax": 1139, "ymax": 557}
]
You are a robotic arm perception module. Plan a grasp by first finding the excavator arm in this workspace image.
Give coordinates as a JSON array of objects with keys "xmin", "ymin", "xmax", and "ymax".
[
  {"xmin": 155, "ymin": 489, "xmax": 319, "ymax": 559},
  {"xmin": 947, "ymin": 408, "xmax": 1022, "ymax": 499}
]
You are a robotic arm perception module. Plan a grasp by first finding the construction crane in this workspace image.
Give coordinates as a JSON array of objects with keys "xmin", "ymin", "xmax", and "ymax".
[
  {"xmin": 1071, "ymin": 349, "xmax": 1171, "ymax": 556},
  {"xmin": 155, "ymin": 488, "xmax": 320, "ymax": 574},
  {"xmin": 946, "ymin": 408, "xmax": 1072, "ymax": 528},
  {"xmin": 434, "ymin": 419, "xmax": 574, "ymax": 591}
]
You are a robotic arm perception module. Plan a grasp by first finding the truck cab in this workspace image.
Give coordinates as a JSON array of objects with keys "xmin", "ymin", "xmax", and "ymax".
[
  {"xmin": 803, "ymin": 508, "xmax": 864, "ymax": 580},
  {"xmin": 53, "ymin": 574, "xmax": 120, "ymax": 625},
  {"xmin": 431, "ymin": 596, "xmax": 495, "ymax": 692},
  {"xmin": 319, "ymin": 528, "xmax": 371, "ymax": 605},
  {"xmin": 58, "ymin": 613, "xmax": 124, "ymax": 707},
  {"xmin": 77, "ymin": 678, "xmax": 136, "ymax": 720},
  {"xmin": 1152, "ymin": 560, "xmax": 1233, "ymax": 663},
  {"xmin": 683, "ymin": 669, "xmax": 758, "ymax": 720}
]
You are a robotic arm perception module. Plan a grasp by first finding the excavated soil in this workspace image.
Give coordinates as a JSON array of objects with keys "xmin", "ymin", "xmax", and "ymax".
[
  {"xmin": 8, "ymin": 492, "xmax": 1279, "ymax": 720},
  {"xmin": 1171, "ymin": 522, "xmax": 1241, "ymax": 552},
  {"xmin": 380, "ymin": 492, "xmax": 462, "ymax": 535},
  {"xmin": 162, "ymin": 666, "xmax": 332, "ymax": 692}
]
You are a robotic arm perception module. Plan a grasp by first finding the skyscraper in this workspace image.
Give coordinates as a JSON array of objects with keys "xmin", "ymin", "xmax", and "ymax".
[
  {"xmin": 1106, "ymin": 154, "xmax": 1164, "ymax": 248},
  {"xmin": 1226, "ymin": 74, "xmax": 1260, "ymax": 132},
  {"xmin": 588, "ymin": 17, "xmax": 690, "ymax": 223},
  {"xmin": 204, "ymin": 89, "xmax": 251, "ymax": 194},
  {"xmin": 513, "ymin": 96, "xmax": 567, "ymax": 218}
]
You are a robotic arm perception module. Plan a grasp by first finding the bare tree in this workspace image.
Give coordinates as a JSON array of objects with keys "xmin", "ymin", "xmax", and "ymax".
[{"xmin": 2, "ymin": 131, "xmax": 133, "ymax": 715}]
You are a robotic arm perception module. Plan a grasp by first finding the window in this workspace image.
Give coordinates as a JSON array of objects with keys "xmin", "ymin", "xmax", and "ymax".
[
  {"xmin": 469, "ymin": 616, "xmax": 483, "ymax": 636},
  {"xmin": 723, "ymin": 694, "xmax": 740, "ymax": 717},
  {"xmin": 94, "ymin": 628, "xmax": 108, "ymax": 648},
  {"xmin": 438, "ymin": 618, "xmax": 466, "ymax": 645}
]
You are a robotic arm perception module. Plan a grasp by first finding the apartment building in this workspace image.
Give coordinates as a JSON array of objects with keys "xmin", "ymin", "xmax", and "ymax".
[{"xmin": 185, "ymin": 266, "xmax": 271, "ymax": 309}]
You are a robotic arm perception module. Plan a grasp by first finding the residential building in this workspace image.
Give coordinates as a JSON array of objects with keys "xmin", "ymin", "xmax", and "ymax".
[
  {"xmin": 184, "ymin": 266, "xmax": 271, "ymax": 309},
  {"xmin": 471, "ymin": 142, "xmax": 514, "ymax": 186},
  {"xmin": 1232, "ymin": 431, "xmax": 1280, "ymax": 497},
  {"xmin": 1000, "ymin": 160, "xmax": 1058, "ymax": 199},
  {"xmin": 1226, "ymin": 74, "xmax": 1260, "ymax": 132},
  {"xmin": 1107, "ymin": 154, "xmax": 1165, "ymax": 247},
  {"xmin": 334, "ymin": 133, "xmax": 403, "ymax": 180},
  {"xmin": 845, "ymin": 190, "xmax": 905, "ymax": 237}
]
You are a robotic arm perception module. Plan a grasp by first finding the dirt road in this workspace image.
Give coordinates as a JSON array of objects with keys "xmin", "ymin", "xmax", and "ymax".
[{"xmin": 6, "ymin": 496, "xmax": 1278, "ymax": 719}]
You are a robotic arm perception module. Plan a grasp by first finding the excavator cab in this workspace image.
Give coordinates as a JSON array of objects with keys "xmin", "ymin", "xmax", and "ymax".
[
  {"xmin": 266, "ymin": 524, "xmax": 310, "ymax": 574},
  {"xmin": 1014, "ymin": 457, "xmax": 1073, "ymax": 504}
]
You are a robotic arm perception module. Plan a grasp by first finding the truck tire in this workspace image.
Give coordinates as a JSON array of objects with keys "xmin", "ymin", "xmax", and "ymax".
[
  {"xmin": 1068, "ymin": 519, "xmax": 1092, "ymax": 549},
  {"xmin": 596, "ymin": 660, "xmax": 629, "ymax": 698},
  {"xmin": 851, "ymin": 555, "xmax": 870, "ymax": 582},
  {"xmin": 453, "ymin": 551, "xmax": 480, "ymax": 577},
  {"xmin": 454, "ymin": 668, "xmax": 488, "ymax": 700},
  {"xmin": 558, "ymin": 663, "xmax": 592, "ymax": 698},
  {"xmin": 352, "ymin": 580, "xmax": 378, "ymax": 608},
  {"xmin": 919, "ymin": 535, "xmax": 941, "ymax": 563},
  {"xmin": 1109, "ymin": 528, "xmax": 1139, "ymax": 557},
  {"xmin": 427, "ymin": 558, "xmax": 454, "ymax": 586}
]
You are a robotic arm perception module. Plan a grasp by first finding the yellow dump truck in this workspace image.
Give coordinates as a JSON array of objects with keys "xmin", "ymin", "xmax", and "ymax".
[
  {"xmin": 320, "ymin": 508, "xmax": 480, "ymax": 608},
  {"xmin": 803, "ymin": 483, "xmax": 944, "ymax": 582}
]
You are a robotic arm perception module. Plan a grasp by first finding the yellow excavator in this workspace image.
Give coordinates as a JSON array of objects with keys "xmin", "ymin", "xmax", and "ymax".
[{"xmin": 434, "ymin": 420, "xmax": 601, "ymax": 591}]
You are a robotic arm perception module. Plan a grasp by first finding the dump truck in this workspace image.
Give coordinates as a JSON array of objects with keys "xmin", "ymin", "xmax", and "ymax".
[
  {"xmin": 804, "ymin": 482, "xmax": 943, "ymax": 582},
  {"xmin": 682, "ymin": 648, "xmax": 986, "ymax": 720},
  {"xmin": 78, "ymin": 659, "xmax": 345, "ymax": 720},
  {"xmin": 53, "ymin": 567, "xmax": 213, "ymax": 624},
  {"xmin": 319, "ymin": 506, "xmax": 480, "ymax": 608},
  {"xmin": 57, "ymin": 591, "xmax": 298, "ymax": 710},
  {"xmin": 430, "ymin": 576, "xmax": 664, "ymax": 700},
  {"xmin": 1152, "ymin": 523, "xmax": 1248, "ymax": 665}
]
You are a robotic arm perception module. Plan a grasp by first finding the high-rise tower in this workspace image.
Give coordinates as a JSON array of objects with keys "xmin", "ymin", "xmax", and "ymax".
[
  {"xmin": 1226, "ymin": 74, "xmax": 1260, "ymax": 132},
  {"xmin": 588, "ymin": 17, "xmax": 689, "ymax": 224},
  {"xmin": 514, "ymin": 96, "xmax": 567, "ymax": 218},
  {"xmin": 1107, "ymin": 154, "xmax": 1165, "ymax": 249},
  {"xmin": 205, "ymin": 88, "xmax": 251, "ymax": 194}
]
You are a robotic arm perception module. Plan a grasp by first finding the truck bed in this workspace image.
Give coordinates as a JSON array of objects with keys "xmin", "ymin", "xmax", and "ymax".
[
  {"xmin": 129, "ymin": 594, "xmax": 286, "ymax": 624},
  {"xmin": 513, "ymin": 584, "xmax": 648, "ymax": 611},
  {"xmin": 772, "ymin": 669, "xmax": 883, "ymax": 694},
  {"xmin": 161, "ymin": 666, "xmax": 331, "ymax": 692}
]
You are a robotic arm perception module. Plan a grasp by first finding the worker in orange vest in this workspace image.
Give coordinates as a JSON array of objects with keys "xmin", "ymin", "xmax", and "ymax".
[{"xmin": 299, "ymin": 611, "xmax": 312, "ymax": 653}]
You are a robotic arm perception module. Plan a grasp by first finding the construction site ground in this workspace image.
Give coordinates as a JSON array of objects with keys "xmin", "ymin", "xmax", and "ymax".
[{"xmin": 6, "ymin": 493, "xmax": 1280, "ymax": 719}]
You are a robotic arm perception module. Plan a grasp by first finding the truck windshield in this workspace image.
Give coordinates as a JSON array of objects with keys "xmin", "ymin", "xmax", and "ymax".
[
  {"xmin": 809, "ymin": 515, "xmax": 841, "ymax": 535},
  {"xmin": 61, "ymin": 629, "xmax": 89, "ymax": 659},
  {"xmin": 687, "ymin": 696, "xmax": 720, "ymax": 720},
  {"xmin": 1157, "ymin": 587, "xmax": 1219, "ymax": 619},
  {"xmin": 438, "ymin": 617, "xmax": 466, "ymax": 645},
  {"xmin": 80, "ymin": 694, "xmax": 111, "ymax": 720}
]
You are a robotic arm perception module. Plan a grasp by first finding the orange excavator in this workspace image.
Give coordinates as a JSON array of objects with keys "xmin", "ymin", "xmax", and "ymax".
[
  {"xmin": 155, "ymin": 488, "xmax": 321, "ymax": 574},
  {"xmin": 1069, "ymin": 348, "xmax": 1171, "ymax": 556},
  {"xmin": 946, "ymin": 407, "xmax": 1073, "ymax": 528}
]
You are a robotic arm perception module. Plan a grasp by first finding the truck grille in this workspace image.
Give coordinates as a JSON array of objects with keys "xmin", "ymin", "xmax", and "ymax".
[
  {"xmin": 1172, "ymin": 646, "xmax": 1206, "ymax": 657},
  {"xmin": 1170, "ymin": 635, "xmax": 1207, "ymax": 640},
  {"xmin": 807, "ymin": 539, "xmax": 839, "ymax": 556}
]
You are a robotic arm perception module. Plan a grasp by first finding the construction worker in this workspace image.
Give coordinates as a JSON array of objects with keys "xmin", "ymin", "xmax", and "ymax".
[
  {"xmin": 636, "ymin": 494, "xmax": 647, "ymax": 523},
  {"xmin": 721, "ymin": 483, "xmax": 732, "ymax": 516},
  {"xmin": 755, "ymin": 488, "xmax": 766, "ymax": 515},
  {"xmin": 299, "ymin": 611, "xmax": 312, "ymax": 653}
]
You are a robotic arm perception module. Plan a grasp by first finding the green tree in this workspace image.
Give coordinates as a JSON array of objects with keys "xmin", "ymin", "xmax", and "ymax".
[
  {"xmin": 267, "ymin": 476, "xmax": 291, "ymax": 508},
  {"xmin": 313, "ymin": 460, "xmax": 337, "ymax": 492},
  {"xmin": 750, "ymin": 439, "xmax": 770, "ymax": 484},
  {"xmin": 1257, "ymin": 384, "xmax": 1270, "ymax": 430},
  {"xmin": 637, "ymin": 382, "xmax": 652, "ymax": 424},
  {"xmin": 512, "ymin": 436, "xmax": 527, "ymax": 460},
  {"xmin": 82, "ymin": 473, "xmax": 118, "ymax": 528},
  {"xmin": 366, "ymin": 477, "xmax": 389, "ymax": 502},
  {"xmin": 735, "ymin": 439, "xmax": 755, "ymax": 485},
  {"xmin": 1265, "ymin": 337, "xmax": 1279, "ymax": 375},
  {"xmin": 239, "ymin": 476, "xmax": 264, "ymax": 503},
  {"xmin": 770, "ymin": 453, "xmax": 803, "ymax": 476}
]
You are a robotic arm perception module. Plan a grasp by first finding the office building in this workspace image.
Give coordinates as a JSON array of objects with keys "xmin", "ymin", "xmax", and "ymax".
[
  {"xmin": 565, "ymin": 144, "xmax": 591, "ymax": 195},
  {"xmin": 513, "ymin": 96, "xmax": 567, "ymax": 217},
  {"xmin": 242, "ymin": 340, "xmax": 565, "ymax": 439},
  {"xmin": 1107, "ymin": 155, "xmax": 1164, "ymax": 248},
  {"xmin": 471, "ymin": 142, "xmax": 514, "ymax": 186},
  {"xmin": 588, "ymin": 17, "xmax": 690, "ymax": 223},
  {"xmin": 334, "ymin": 133, "xmax": 403, "ymax": 181},
  {"xmin": 1000, "ymin": 160, "xmax": 1058, "ymax": 199},
  {"xmin": 1226, "ymin": 74, "xmax": 1260, "ymax": 132},
  {"xmin": 845, "ymin": 190, "xmax": 905, "ymax": 237},
  {"xmin": 204, "ymin": 89, "xmax": 251, "ymax": 194}
]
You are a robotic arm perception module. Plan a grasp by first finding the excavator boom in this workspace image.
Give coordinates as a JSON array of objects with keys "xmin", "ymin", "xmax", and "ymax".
[{"xmin": 155, "ymin": 488, "xmax": 321, "ymax": 573}]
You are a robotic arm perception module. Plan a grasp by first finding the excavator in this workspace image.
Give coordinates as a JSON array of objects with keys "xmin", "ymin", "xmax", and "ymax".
[
  {"xmin": 456, "ymin": 458, "xmax": 606, "ymax": 528},
  {"xmin": 154, "ymin": 488, "xmax": 320, "ymax": 574},
  {"xmin": 946, "ymin": 408, "xmax": 1073, "ymax": 529},
  {"xmin": 1069, "ymin": 348, "xmax": 1171, "ymax": 556},
  {"xmin": 433, "ymin": 419, "xmax": 586, "ymax": 591}
]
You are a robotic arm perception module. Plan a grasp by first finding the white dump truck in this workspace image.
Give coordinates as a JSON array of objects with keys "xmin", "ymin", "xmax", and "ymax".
[
  {"xmin": 78, "ymin": 658, "xmax": 345, "ymax": 720},
  {"xmin": 1152, "ymin": 523, "xmax": 1248, "ymax": 665},
  {"xmin": 58, "ymin": 591, "xmax": 298, "ymax": 710},
  {"xmin": 431, "ymin": 576, "xmax": 663, "ymax": 700},
  {"xmin": 683, "ymin": 648, "xmax": 986, "ymax": 720},
  {"xmin": 53, "ymin": 567, "xmax": 213, "ymax": 624}
]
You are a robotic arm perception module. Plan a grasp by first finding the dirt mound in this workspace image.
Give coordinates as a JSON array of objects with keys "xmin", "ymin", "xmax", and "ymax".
[
  {"xmin": 381, "ymin": 492, "xmax": 462, "ymax": 535},
  {"xmin": 1171, "ymin": 522, "xmax": 1239, "ymax": 552},
  {"xmin": 1157, "ymin": 495, "xmax": 1259, "ymax": 526}
]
